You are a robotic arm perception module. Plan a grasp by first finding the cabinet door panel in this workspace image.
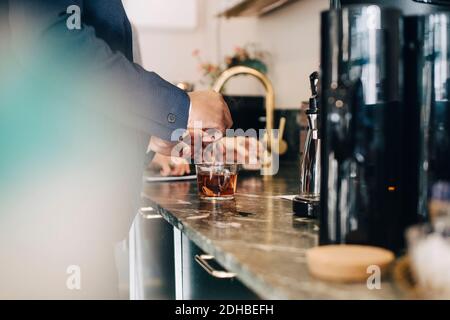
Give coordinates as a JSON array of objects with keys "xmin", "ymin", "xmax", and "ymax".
[{"xmin": 181, "ymin": 234, "xmax": 259, "ymax": 300}]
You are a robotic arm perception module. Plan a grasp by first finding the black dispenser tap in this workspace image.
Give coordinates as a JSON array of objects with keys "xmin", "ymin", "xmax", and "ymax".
[{"xmin": 293, "ymin": 72, "xmax": 321, "ymax": 219}]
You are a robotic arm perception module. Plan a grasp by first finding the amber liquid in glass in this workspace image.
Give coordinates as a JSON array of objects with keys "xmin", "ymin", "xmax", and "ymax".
[{"xmin": 197, "ymin": 172, "xmax": 237, "ymax": 199}]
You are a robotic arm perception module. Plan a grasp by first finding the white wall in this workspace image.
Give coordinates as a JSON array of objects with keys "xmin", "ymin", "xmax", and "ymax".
[{"xmin": 127, "ymin": 0, "xmax": 328, "ymax": 109}]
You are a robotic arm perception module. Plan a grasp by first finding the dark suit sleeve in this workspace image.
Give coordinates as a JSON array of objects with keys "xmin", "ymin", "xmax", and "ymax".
[{"xmin": 9, "ymin": 0, "xmax": 190, "ymax": 141}]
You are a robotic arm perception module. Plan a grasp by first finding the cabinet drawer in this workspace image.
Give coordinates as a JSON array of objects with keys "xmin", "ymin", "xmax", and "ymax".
[{"xmin": 180, "ymin": 234, "xmax": 259, "ymax": 300}]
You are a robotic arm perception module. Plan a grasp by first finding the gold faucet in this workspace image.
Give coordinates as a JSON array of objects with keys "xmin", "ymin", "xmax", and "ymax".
[{"xmin": 212, "ymin": 66, "xmax": 287, "ymax": 155}]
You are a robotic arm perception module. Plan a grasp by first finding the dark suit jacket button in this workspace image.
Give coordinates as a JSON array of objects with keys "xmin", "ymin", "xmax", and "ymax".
[{"xmin": 168, "ymin": 113, "xmax": 176, "ymax": 123}]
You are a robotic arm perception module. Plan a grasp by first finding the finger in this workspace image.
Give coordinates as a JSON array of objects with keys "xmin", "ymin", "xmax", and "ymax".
[
  {"xmin": 202, "ymin": 131, "xmax": 216, "ymax": 143},
  {"xmin": 248, "ymin": 138, "xmax": 262, "ymax": 163},
  {"xmin": 171, "ymin": 166, "xmax": 183, "ymax": 176},
  {"xmin": 215, "ymin": 124, "xmax": 226, "ymax": 135},
  {"xmin": 181, "ymin": 164, "xmax": 189, "ymax": 175},
  {"xmin": 220, "ymin": 97, "xmax": 233, "ymax": 128},
  {"xmin": 223, "ymin": 104, "xmax": 233, "ymax": 129},
  {"xmin": 215, "ymin": 141, "xmax": 226, "ymax": 163},
  {"xmin": 179, "ymin": 164, "xmax": 190, "ymax": 176},
  {"xmin": 160, "ymin": 163, "xmax": 172, "ymax": 176},
  {"xmin": 203, "ymin": 145, "xmax": 214, "ymax": 163}
]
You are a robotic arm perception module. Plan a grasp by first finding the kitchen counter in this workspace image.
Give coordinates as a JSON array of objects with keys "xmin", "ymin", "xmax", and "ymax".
[{"xmin": 141, "ymin": 163, "xmax": 402, "ymax": 299}]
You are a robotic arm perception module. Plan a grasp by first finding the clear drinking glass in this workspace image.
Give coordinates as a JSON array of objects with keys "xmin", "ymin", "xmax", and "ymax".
[{"xmin": 196, "ymin": 164, "xmax": 238, "ymax": 200}]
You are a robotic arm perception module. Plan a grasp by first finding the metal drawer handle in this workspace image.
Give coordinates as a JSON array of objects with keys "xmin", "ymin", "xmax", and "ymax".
[{"xmin": 194, "ymin": 254, "xmax": 236, "ymax": 279}]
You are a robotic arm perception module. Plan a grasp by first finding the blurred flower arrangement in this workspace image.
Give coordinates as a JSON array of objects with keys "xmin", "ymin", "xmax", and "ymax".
[{"xmin": 192, "ymin": 43, "xmax": 270, "ymax": 88}]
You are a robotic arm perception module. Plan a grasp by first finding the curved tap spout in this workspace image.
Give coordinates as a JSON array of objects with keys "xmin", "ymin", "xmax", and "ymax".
[
  {"xmin": 213, "ymin": 66, "xmax": 275, "ymax": 137},
  {"xmin": 212, "ymin": 66, "xmax": 288, "ymax": 157}
]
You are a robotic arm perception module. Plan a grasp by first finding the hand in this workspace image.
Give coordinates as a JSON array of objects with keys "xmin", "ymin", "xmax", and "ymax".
[
  {"xmin": 148, "ymin": 131, "xmax": 200, "ymax": 158},
  {"xmin": 203, "ymin": 137, "xmax": 267, "ymax": 167},
  {"xmin": 148, "ymin": 91, "xmax": 232, "ymax": 157},
  {"xmin": 149, "ymin": 153, "xmax": 191, "ymax": 177},
  {"xmin": 188, "ymin": 91, "xmax": 233, "ymax": 133},
  {"xmin": 148, "ymin": 136, "xmax": 178, "ymax": 157}
]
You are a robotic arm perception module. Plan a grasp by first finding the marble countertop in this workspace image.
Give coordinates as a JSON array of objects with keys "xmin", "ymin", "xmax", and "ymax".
[{"xmin": 141, "ymin": 164, "xmax": 402, "ymax": 299}]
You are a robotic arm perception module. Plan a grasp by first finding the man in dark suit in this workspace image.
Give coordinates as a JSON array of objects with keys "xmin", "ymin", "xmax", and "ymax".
[
  {"xmin": 0, "ymin": 0, "xmax": 231, "ymax": 298},
  {"xmin": 8, "ymin": 0, "xmax": 232, "ymax": 144}
]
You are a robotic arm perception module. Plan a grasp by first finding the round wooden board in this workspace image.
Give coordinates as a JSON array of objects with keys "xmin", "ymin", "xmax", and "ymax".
[{"xmin": 306, "ymin": 245, "xmax": 395, "ymax": 283}]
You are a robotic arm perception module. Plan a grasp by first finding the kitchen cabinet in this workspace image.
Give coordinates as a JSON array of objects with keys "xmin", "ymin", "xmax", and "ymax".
[
  {"xmin": 130, "ymin": 211, "xmax": 176, "ymax": 300},
  {"xmin": 131, "ymin": 205, "xmax": 259, "ymax": 300},
  {"xmin": 177, "ymin": 231, "xmax": 259, "ymax": 300},
  {"xmin": 218, "ymin": 0, "xmax": 300, "ymax": 18}
]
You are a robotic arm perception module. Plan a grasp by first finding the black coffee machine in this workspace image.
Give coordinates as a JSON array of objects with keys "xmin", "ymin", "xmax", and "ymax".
[
  {"xmin": 319, "ymin": 3, "xmax": 450, "ymax": 253},
  {"xmin": 405, "ymin": 12, "xmax": 450, "ymax": 217},
  {"xmin": 320, "ymin": 5, "xmax": 408, "ymax": 254}
]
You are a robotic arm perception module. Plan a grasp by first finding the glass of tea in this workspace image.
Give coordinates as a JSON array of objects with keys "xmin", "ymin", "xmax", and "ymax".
[{"xmin": 196, "ymin": 164, "xmax": 238, "ymax": 200}]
